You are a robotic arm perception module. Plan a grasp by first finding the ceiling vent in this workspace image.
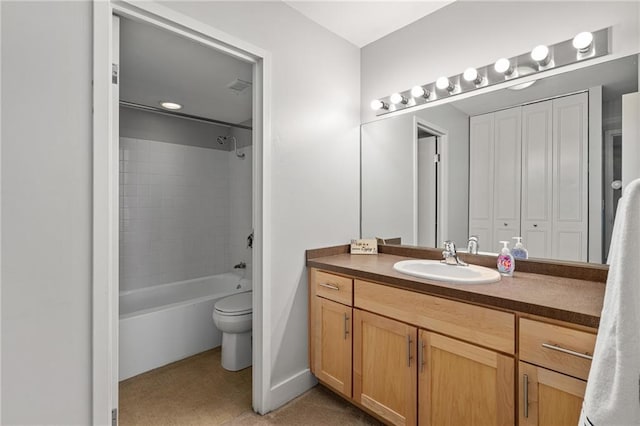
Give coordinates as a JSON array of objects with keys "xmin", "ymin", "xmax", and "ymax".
[{"xmin": 227, "ymin": 78, "xmax": 252, "ymax": 94}]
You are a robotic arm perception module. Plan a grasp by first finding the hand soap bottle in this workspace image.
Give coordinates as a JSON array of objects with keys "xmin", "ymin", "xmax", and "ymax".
[
  {"xmin": 497, "ymin": 241, "xmax": 515, "ymax": 276},
  {"xmin": 511, "ymin": 237, "xmax": 529, "ymax": 260}
]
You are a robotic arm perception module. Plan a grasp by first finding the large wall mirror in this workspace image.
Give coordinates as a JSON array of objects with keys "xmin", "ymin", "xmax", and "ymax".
[{"xmin": 361, "ymin": 54, "xmax": 638, "ymax": 264}]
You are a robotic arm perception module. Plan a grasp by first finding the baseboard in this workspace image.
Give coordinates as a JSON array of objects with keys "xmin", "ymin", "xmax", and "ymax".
[{"xmin": 269, "ymin": 368, "xmax": 318, "ymax": 411}]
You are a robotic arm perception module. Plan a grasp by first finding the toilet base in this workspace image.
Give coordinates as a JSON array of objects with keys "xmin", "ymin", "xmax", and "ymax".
[{"xmin": 221, "ymin": 330, "xmax": 252, "ymax": 371}]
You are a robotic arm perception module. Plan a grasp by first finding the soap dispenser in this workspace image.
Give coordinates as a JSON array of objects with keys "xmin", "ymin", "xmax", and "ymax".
[
  {"xmin": 512, "ymin": 237, "xmax": 529, "ymax": 260},
  {"xmin": 497, "ymin": 241, "xmax": 515, "ymax": 276}
]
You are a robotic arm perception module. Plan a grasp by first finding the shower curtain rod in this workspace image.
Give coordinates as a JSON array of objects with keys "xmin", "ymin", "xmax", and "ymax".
[{"xmin": 120, "ymin": 100, "xmax": 253, "ymax": 131}]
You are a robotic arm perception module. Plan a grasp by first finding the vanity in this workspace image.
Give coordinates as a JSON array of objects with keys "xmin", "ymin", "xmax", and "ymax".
[{"xmin": 306, "ymin": 244, "xmax": 605, "ymax": 426}]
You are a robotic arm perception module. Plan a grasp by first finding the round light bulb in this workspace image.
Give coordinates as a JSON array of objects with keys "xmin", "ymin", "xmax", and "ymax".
[
  {"xmin": 436, "ymin": 77, "xmax": 451, "ymax": 90},
  {"xmin": 463, "ymin": 68, "xmax": 478, "ymax": 82},
  {"xmin": 572, "ymin": 31, "xmax": 593, "ymax": 52},
  {"xmin": 531, "ymin": 45, "xmax": 550, "ymax": 63},
  {"xmin": 411, "ymin": 86, "xmax": 426, "ymax": 98},
  {"xmin": 370, "ymin": 99, "xmax": 386, "ymax": 111},
  {"xmin": 494, "ymin": 58, "xmax": 512, "ymax": 74},
  {"xmin": 160, "ymin": 101, "xmax": 182, "ymax": 110},
  {"xmin": 390, "ymin": 93, "xmax": 406, "ymax": 105}
]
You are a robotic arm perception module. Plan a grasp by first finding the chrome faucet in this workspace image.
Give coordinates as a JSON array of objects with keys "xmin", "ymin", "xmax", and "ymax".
[
  {"xmin": 467, "ymin": 235, "xmax": 479, "ymax": 255},
  {"xmin": 442, "ymin": 241, "xmax": 468, "ymax": 266}
]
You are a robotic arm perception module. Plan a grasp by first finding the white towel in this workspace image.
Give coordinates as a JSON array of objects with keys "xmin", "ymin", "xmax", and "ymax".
[{"xmin": 580, "ymin": 178, "xmax": 640, "ymax": 426}]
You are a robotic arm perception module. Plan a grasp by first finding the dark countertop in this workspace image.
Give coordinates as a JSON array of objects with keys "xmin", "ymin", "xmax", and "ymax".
[{"xmin": 307, "ymin": 251, "xmax": 605, "ymax": 328}]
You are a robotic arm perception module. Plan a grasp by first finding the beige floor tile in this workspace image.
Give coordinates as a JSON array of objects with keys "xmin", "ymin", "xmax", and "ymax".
[{"xmin": 120, "ymin": 349, "xmax": 381, "ymax": 426}]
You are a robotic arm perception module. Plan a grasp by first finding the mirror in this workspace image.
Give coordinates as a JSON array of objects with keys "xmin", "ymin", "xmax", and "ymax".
[{"xmin": 361, "ymin": 54, "xmax": 638, "ymax": 264}]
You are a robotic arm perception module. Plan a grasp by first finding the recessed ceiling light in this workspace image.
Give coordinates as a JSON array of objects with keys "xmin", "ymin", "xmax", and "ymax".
[{"xmin": 160, "ymin": 101, "xmax": 182, "ymax": 110}]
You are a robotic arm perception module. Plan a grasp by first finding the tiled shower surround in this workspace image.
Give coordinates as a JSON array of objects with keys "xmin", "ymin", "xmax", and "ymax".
[{"xmin": 119, "ymin": 137, "xmax": 252, "ymax": 292}]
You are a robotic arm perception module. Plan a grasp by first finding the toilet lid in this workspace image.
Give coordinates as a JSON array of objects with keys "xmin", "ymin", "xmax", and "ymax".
[{"xmin": 215, "ymin": 292, "xmax": 252, "ymax": 315}]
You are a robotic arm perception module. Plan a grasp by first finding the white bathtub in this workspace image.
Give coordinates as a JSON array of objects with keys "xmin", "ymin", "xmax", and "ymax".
[{"xmin": 119, "ymin": 272, "xmax": 251, "ymax": 381}]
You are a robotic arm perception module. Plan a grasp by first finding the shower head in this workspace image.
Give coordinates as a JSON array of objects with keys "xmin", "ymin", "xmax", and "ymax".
[{"xmin": 216, "ymin": 135, "xmax": 226, "ymax": 144}]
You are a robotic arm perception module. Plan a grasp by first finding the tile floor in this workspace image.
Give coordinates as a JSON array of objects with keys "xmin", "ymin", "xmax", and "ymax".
[{"xmin": 119, "ymin": 348, "xmax": 382, "ymax": 425}]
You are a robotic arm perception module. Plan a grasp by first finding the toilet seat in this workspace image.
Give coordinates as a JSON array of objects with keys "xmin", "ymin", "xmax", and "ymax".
[{"xmin": 214, "ymin": 292, "xmax": 252, "ymax": 316}]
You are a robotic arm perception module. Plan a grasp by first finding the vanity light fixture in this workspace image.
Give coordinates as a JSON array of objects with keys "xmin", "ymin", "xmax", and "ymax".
[
  {"xmin": 531, "ymin": 45, "xmax": 551, "ymax": 66},
  {"xmin": 370, "ymin": 99, "xmax": 389, "ymax": 111},
  {"xmin": 436, "ymin": 77, "xmax": 455, "ymax": 93},
  {"xmin": 411, "ymin": 85, "xmax": 430, "ymax": 99},
  {"xmin": 494, "ymin": 58, "xmax": 515, "ymax": 75},
  {"xmin": 372, "ymin": 27, "xmax": 609, "ymax": 116},
  {"xmin": 160, "ymin": 101, "xmax": 183, "ymax": 110},
  {"xmin": 463, "ymin": 67, "xmax": 483, "ymax": 85},
  {"xmin": 390, "ymin": 92, "xmax": 408, "ymax": 105},
  {"xmin": 573, "ymin": 31, "xmax": 594, "ymax": 53}
]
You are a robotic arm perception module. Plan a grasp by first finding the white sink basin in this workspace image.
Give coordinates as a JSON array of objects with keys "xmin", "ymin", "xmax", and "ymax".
[{"xmin": 393, "ymin": 259, "xmax": 501, "ymax": 284}]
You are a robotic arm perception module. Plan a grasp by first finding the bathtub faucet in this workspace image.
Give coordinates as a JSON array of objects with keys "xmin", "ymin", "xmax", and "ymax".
[{"xmin": 234, "ymin": 262, "xmax": 247, "ymax": 269}]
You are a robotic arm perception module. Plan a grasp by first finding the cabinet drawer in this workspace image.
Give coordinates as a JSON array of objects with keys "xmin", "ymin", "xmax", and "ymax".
[
  {"xmin": 311, "ymin": 269, "xmax": 353, "ymax": 306},
  {"xmin": 355, "ymin": 280, "xmax": 515, "ymax": 354},
  {"xmin": 519, "ymin": 318, "xmax": 596, "ymax": 380}
]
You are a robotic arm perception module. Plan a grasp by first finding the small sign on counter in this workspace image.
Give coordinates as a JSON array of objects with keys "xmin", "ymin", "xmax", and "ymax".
[{"xmin": 350, "ymin": 239, "xmax": 378, "ymax": 255}]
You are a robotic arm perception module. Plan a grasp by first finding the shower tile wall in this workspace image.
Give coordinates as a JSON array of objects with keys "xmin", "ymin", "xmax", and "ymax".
[
  {"xmin": 120, "ymin": 137, "xmax": 231, "ymax": 292},
  {"xmin": 229, "ymin": 127, "xmax": 253, "ymax": 275}
]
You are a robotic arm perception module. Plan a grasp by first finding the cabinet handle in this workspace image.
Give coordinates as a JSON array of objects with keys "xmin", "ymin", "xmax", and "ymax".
[
  {"xmin": 504, "ymin": 222, "xmax": 508, "ymax": 227},
  {"xmin": 541, "ymin": 343, "xmax": 593, "ymax": 360},
  {"xmin": 406, "ymin": 335, "xmax": 413, "ymax": 367},
  {"xmin": 343, "ymin": 313, "xmax": 349, "ymax": 340},
  {"xmin": 419, "ymin": 339, "xmax": 426, "ymax": 373},
  {"xmin": 319, "ymin": 282, "xmax": 339, "ymax": 291},
  {"xmin": 533, "ymin": 224, "xmax": 538, "ymax": 228},
  {"xmin": 523, "ymin": 374, "xmax": 529, "ymax": 418}
]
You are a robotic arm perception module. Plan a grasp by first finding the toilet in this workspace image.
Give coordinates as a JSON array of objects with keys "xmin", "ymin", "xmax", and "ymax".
[{"xmin": 212, "ymin": 291, "xmax": 252, "ymax": 371}]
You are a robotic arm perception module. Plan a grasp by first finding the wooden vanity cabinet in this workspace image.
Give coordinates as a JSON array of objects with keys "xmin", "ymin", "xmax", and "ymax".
[
  {"xmin": 419, "ymin": 330, "xmax": 514, "ymax": 426},
  {"xmin": 518, "ymin": 318, "xmax": 596, "ymax": 426},
  {"xmin": 308, "ymin": 268, "xmax": 595, "ymax": 426},
  {"xmin": 309, "ymin": 269, "xmax": 353, "ymax": 398},
  {"xmin": 353, "ymin": 310, "xmax": 417, "ymax": 425}
]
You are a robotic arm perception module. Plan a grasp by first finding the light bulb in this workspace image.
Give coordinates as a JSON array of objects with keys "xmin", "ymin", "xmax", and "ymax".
[
  {"xmin": 573, "ymin": 31, "xmax": 593, "ymax": 52},
  {"xmin": 531, "ymin": 45, "xmax": 550, "ymax": 65},
  {"xmin": 436, "ymin": 77, "xmax": 454, "ymax": 92},
  {"xmin": 463, "ymin": 67, "xmax": 482, "ymax": 85},
  {"xmin": 411, "ymin": 86, "xmax": 429, "ymax": 99},
  {"xmin": 370, "ymin": 99, "xmax": 388, "ymax": 111},
  {"xmin": 160, "ymin": 101, "xmax": 182, "ymax": 110},
  {"xmin": 494, "ymin": 58, "xmax": 513, "ymax": 75},
  {"xmin": 390, "ymin": 93, "xmax": 407, "ymax": 105}
]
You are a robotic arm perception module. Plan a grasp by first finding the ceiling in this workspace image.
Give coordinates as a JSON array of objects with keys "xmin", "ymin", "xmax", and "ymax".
[
  {"xmin": 284, "ymin": 1, "xmax": 454, "ymax": 47},
  {"xmin": 119, "ymin": 17, "xmax": 253, "ymax": 125}
]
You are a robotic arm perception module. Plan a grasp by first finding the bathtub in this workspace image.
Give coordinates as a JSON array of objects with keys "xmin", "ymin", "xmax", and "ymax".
[{"xmin": 119, "ymin": 272, "xmax": 251, "ymax": 381}]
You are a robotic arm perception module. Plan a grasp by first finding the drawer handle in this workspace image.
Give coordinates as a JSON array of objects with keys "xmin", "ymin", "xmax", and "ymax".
[
  {"xmin": 541, "ymin": 343, "xmax": 593, "ymax": 360},
  {"xmin": 319, "ymin": 282, "xmax": 340, "ymax": 291},
  {"xmin": 343, "ymin": 313, "xmax": 349, "ymax": 340},
  {"xmin": 523, "ymin": 374, "xmax": 529, "ymax": 418}
]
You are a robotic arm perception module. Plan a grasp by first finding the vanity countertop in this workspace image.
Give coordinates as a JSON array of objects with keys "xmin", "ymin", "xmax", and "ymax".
[{"xmin": 307, "ymin": 248, "xmax": 606, "ymax": 329}]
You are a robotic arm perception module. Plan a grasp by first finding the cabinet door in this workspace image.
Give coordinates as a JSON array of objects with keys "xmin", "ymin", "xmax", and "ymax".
[
  {"xmin": 519, "ymin": 362, "xmax": 586, "ymax": 426},
  {"xmin": 469, "ymin": 113, "xmax": 495, "ymax": 248},
  {"xmin": 419, "ymin": 331, "xmax": 514, "ymax": 426},
  {"xmin": 312, "ymin": 297, "xmax": 352, "ymax": 398},
  {"xmin": 492, "ymin": 107, "xmax": 522, "ymax": 253},
  {"xmin": 521, "ymin": 100, "xmax": 553, "ymax": 258},
  {"xmin": 354, "ymin": 309, "xmax": 417, "ymax": 426},
  {"xmin": 552, "ymin": 92, "xmax": 588, "ymax": 262}
]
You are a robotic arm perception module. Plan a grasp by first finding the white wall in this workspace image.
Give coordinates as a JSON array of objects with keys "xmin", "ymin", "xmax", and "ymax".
[
  {"xmin": 1, "ymin": 1, "xmax": 359, "ymax": 423},
  {"xmin": 1, "ymin": 2, "xmax": 92, "ymax": 424},
  {"xmin": 361, "ymin": 1, "xmax": 640, "ymax": 122},
  {"xmin": 161, "ymin": 2, "xmax": 361, "ymax": 404}
]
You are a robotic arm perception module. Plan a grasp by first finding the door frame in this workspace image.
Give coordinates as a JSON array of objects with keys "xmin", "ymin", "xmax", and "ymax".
[
  {"xmin": 92, "ymin": 1, "xmax": 272, "ymax": 424},
  {"xmin": 413, "ymin": 117, "xmax": 449, "ymax": 245}
]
